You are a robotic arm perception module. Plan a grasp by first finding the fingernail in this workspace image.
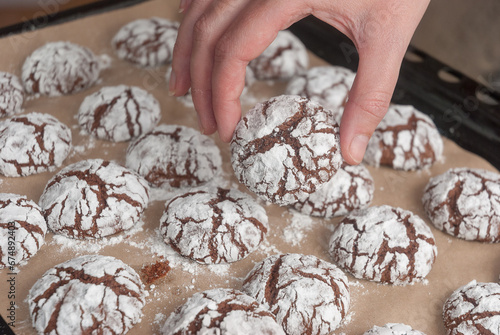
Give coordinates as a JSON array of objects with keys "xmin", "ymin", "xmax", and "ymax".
[
  {"xmin": 349, "ymin": 134, "xmax": 370, "ymax": 164},
  {"xmin": 168, "ymin": 70, "xmax": 176, "ymax": 96},
  {"xmin": 197, "ymin": 117, "xmax": 205, "ymax": 134},
  {"xmin": 178, "ymin": 0, "xmax": 188, "ymax": 13}
]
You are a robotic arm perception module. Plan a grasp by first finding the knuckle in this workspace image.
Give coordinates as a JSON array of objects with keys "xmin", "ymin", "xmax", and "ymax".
[
  {"xmin": 193, "ymin": 13, "xmax": 212, "ymax": 42},
  {"xmin": 352, "ymin": 91, "xmax": 392, "ymax": 119}
]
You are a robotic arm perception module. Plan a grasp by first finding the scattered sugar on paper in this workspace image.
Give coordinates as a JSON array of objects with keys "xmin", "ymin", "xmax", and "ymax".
[{"xmin": 282, "ymin": 210, "xmax": 315, "ymax": 246}]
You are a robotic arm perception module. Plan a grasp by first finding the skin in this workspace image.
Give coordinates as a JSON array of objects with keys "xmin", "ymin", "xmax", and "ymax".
[{"xmin": 169, "ymin": 0, "xmax": 430, "ymax": 165}]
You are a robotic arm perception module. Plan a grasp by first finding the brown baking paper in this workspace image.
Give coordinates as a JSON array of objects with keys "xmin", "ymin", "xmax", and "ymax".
[{"xmin": 0, "ymin": 1, "xmax": 499, "ymax": 334}]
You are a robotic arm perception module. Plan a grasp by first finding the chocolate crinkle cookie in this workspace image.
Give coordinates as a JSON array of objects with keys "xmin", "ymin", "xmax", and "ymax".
[
  {"xmin": 0, "ymin": 194, "xmax": 47, "ymax": 268},
  {"xmin": 160, "ymin": 186, "xmax": 268, "ymax": 264},
  {"xmin": 248, "ymin": 30, "xmax": 308, "ymax": 81},
  {"xmin": 422, "ymin": 168, "xmax": 500, "ymax": 243},
  {"xmin": 364, "ymin": 104, "xmax": 443, "ymax": 171},
  {"xmin": 126, "ymin": 124, "xmax": 222, "ymax": 189},
  {"xmin": 161, "ymin": 288, "xmax": 285, "ymax": 335},
  {"xmin": 0, "ymin": 112, "xmax": 72, "ymax": 177},
  {"xmin": 78, "ymin": 85, "xmax": 161, "ymax": 142},
  {"xmin": 39, "ymin": 159, "xmax": 149, "ymax": 239},
  {"xmin": 242, "ymin": 253, "xmax": 350, "ymax": 335},
  {"xmin": 363, "ymin": 323, "xmax": 426, "ymax": 335},
  {"xmin": 28, "ymin": 255, "xmax": 146, "ymax": 335},
  {"xmin": 112, "ymin": 17, "xmax": 179, "ymax": 67},
  {"xmin": 0, "ymin": 72, "xmax": 24, "ymax": 117},
  {"xmin": 22, "ymin": 41, "xmax": 102, "ymax": 96},
  {"xmin": 329, "ymin": 205, "xmax": 437, "ymax": 285},
  {"xmin": 292, "ymin": 162, "xmax": 374, "ymax": 218},
  {"xmin": 231, "ymin": 95, "xmax": 342, "ymax": 206},
  {"xmin": 443, "ymin": 280, "xmax": 500, "ymax": 335}
]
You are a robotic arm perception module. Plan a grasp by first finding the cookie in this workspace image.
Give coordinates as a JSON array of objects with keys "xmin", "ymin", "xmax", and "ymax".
[
  {"xmin": 363, "ymin": 104, "xmax": 443, "ymax": 171},
  {"xmin": 22, "ymin": 41, "xmax": 101, "ymax": 96},
  {"xmin": 248, "ymin": 30, "xmax": 308, "ymax": 81},
  {"xmin": 0, "ymin": 72, "xmax": 24, "ymax": 118},
  {"xmin": 285, "ymin": 65, "xmax": 355, "ymax": 112},
  {"xmin": 126, "ymin": 124, "xmax": 222, "ymax": 189},
  {"xmin": 242, "ymin": 253, "xmax": 350, "ymax": 335},
  {"xmin": 363, "ymin": 323, "xmax": 426, "ymax": 335},
  {"xmin": 112, "ymin": 17, "xmax": 179, "ymax": 67},
  {"xmin": 292, "ymin": 162, "xmax": 374, "ymax": 218},
  {"xmin": 0, "ymin": 112, "xmax": 72, "ymax": 177},
  {"xmin": 443, "ymin": 280, "xmax": 500, "ymax": 334},
  {"xmin": 329, "ymin": 205, "xmax": 437, "ymax": 285},
  {"xmin": 160, "ymin": 186, "xmax": 268, "ymax": 264},
  {"xmin": 28, "ymin": 255, "xmax": 145, "ymax": 335},
  {"xmin": 39, "ymin": 159, "xmax": 149, "ymax": 239},
  {"xmin": 78, "ymin": 85, "xmax": 161, "ymax": 142},
  {"xmin": 161, "ymin": 288, "xmax": 285, "ymax": 335},
  {"xmin": 0, "ymin": 194, "xmax": 47, "ymax": 269},
  {"xmin": 230, "ymin": 95, "xmax": 342, "ymax": 206},
  {"xmin": 422, "ymin": 168, "xmax": 500, "ymax": 243}
]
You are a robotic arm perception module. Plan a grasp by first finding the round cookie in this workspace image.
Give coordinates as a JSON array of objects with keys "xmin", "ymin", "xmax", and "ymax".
[
  {"xmin": 160, "ymin": 186, "xmax": 268, "ymax": 264},
  {"xmin": 292, "ymin": 162, "xmax": 374, "ymax": 218},
  {"xmin": 126, "ymin": 124, "xmax": 222, "ymax": 189},
  {"xmin": 363, "ymin": 104, "xmax": 443, "ymax": 171},
  {"xmin": 242, "ymin": 253, "xmax": 350, "ymax": 335},
  {"xmin": 0, "ymin": 72, "xmax": 24, "ymax": 117},
  {"xmin": 248, "ymin": 30, "xmax": 308, "ymax": 81},
  {"xmin": 329, "ymin": 205, "xmax": 437, "ymax": 285},
  {"xmin": 39, "ymin": 159, "xmax": 149, "ymax": 239},
  {"xmin": 285, "ymin": 65, "xmax": 355, "ymax": 111},
  {"xmin": 363, "ymin": 323, "xmax": 426, "ymax": 335},
  {"xmin": 28, "ymin": 255, "xmax": 145, "ymax": 335},
  {"xmin": 0, "ymin": 112, "xmax": 72, "ymax": 177},
  {"xmin": 78, "ymin": 85, "xmax": 161, "ymax": 142},
  {"xmin": 0, "ymin": 194, "xmax": 47, "ymax": 268},
  {"xmin": 443, "ymin": 280, "xmax": 500, "ymax": 334},
  {"xmin": 22, "ymin": 41, "xmax": 101, "ymax": 96},
  {"xmin": 230, "ymin": 94, "xmax": 342, "ymax": 206},
  {"xmin": 422, "ymin": 168, "xmax": 500, "ymax": 243},
  {"xmin": 112, "ymin": 17, "xmax": 179, "ymax": 67},
  {"xmin": 161, "ymin": 288, "xmax": 285, "ymax": 335}
]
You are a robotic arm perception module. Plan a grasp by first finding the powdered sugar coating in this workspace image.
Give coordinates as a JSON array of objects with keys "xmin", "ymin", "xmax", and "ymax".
[
  {"xmin": 242, "ymin": 253, "xmax": 350, "ymax": 335},
  {"xmin": 363, "ymin": 323, "xmax": 426, "ymax": 335},
  {"xmin": 112, "ymin": 17, "xmax": 179, "ymax": 67},
  {"xmin": 364, "ymin": 104, "xmax": 443, "ymax": 171},
  {"xmin": 22, "ymin": 41, "xmax": 101, "ymax": 96},
  {"xmin": 293, "ymin": 163, "xmax": 374, "ymax": 218},
  {"xmin": 39, "ymin": 159, "xmax": 149, "ymax": 239},
  {"xmin": 28, "ymin": 255, "xmax": 145, "ymax": 335},
  {"xmin": 329, "ymin": 205, "xmax": 437, "ymax": 285},
  {"xmin": 231, "ymin": 95, "xmax": 342, "ymax": 206},
  {"xmin": 161, "ymin": 288, "xmax": 285, "ymax": 335},
  {"xmin": 249, "ymin": 30, "xmax": 308, "ymax": 80},
  {"xmin": 443, "ymin": 280, "xmax": 500, "ymax": 335},
  {"xmin": 285, "ymin": 65, "xmax": 355, "ymax": 111},
  {"xmin": 0, "ymin": 112, "xmax": 72, "ymax": 177},
  {"xmin": 126, "ymin": 124, "xmax": 222, "ymax": 189},
  {"xmin": 160, "ymin": 186, "xmax": 268, "ymax": 264},
  {"xmin": 78, "ymin": 85, "xmax": 161, "ymax": 142},
  {"xmin": 422, "ymin": 168, "xmax": 500, "ymax": 243},
  {"xmin": 0, "ymin": 194, "xmax": 47, "ymax": 268},
  {"xmin": 0, "ymin": 72, "xmax": 24, "ymax": 117}
]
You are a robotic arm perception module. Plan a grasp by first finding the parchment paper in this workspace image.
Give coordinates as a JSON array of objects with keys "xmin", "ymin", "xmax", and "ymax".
[{"xmin": 0, "ymin": 1, "xmax": 499, "ymax": 334}]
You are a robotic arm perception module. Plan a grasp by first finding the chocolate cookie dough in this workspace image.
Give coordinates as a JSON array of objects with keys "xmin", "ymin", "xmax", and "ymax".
[{"xmin": 0, "ymin": 71, "xmax": 24, "ymax": 117}]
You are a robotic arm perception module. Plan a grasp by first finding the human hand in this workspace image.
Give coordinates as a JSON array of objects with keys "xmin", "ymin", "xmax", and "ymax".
[{"xmin": 169, "ymin": 0, "xmax": 430, "ymax": 165}]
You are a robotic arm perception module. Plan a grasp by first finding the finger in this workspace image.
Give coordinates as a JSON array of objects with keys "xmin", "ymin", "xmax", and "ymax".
[{"xmin": 178, "ymin": 0, "xmax": 193, "ymax": 13}]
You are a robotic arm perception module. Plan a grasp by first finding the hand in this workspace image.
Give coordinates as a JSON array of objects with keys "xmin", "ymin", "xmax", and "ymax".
[{"xmin": 169, "ymin": 0, "xmax": 430, "ymax": 165}]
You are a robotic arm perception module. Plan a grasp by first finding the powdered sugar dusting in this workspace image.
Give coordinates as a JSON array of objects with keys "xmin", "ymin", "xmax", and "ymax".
[
  {"xmin": 0, "ymin": 71, "xmax": 24, "ymax": 117},
  {"xmin": 282, "ymin": 210, "xmax": 315, "ymax": 246}
]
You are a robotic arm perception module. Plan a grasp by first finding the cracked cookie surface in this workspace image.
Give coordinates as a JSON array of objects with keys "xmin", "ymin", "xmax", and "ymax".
[
  {"xmin": 0, "ymin": 112, "xmax": 72, "ymax": 177},
  {"xmin": 161, "ymin": 288, "xmax": 285, "ymax": 335},
  {"xmin": 363, "ymin": 323, "xmax": 426, "ymax": 335},
  {"xmin": 231, "ymin": 95, "xmax": 342, "ymax": 206},
  {"xmin": 39, "ymin": 159, "xmax": 149, "ymax": 239},
  {"xmin": 112, "ymin": 17, "xmax": 179, "ymax": 67},
  {"xmin": 78, "ymin": 85, "xmax": 161, "ymax": 142},
  {"xmin": 0, "ymin": 71, "xmax": 24, "ymax": 117},
  {"xmin": 160, "ymin": 186, "xmax": 268, "ymax": 264},
  {"xmin": 422, "ymin": 168, "xmax": 500, "ymax": 243},
  {"xmin": 242, "ymin": 253, "xmax": 350, "ymax": 335},
  {"xmin": 329, "ymin": 205, "xmax": 437, "ymax": 285},
  {"xmin": 22, "ymin": 41, "xmax": 101, "ymax": 96},
  {"xmin": 28, "ymin": 254, "xmax": 146, "ymax": 335}
]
